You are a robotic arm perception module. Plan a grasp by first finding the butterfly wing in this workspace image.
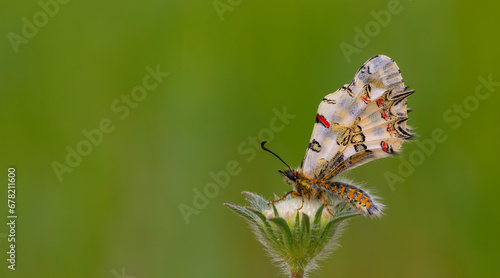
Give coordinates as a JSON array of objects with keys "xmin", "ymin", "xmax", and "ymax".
[{"xmin": 301, "ymin": 55, "xmax": 414, "ymax": 180}]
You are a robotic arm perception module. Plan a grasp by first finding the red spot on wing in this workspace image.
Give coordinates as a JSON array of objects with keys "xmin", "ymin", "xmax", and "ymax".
[
  {"xmin": 376, "ymin": 98, "xmax": 383, "ymax": 107},
  {"xmin": 380, "ymin": 110, "xmax": 388, "ymax": 120},
  {"xmin": 387, "ymin": 123, "xmax": 394, "ymax": 136},
  {"xmin": 361, "ymin": 96, "xmax": 371, "ymax": 103},
  {"xmin": 317, "ymin": 115, "xmax": 330, "ymax": 128},
  {"xmin": 381, "ymin": 141, "xmax": 389, "ymax": 152}
]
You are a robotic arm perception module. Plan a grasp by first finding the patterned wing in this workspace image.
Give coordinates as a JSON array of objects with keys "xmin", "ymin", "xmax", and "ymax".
[{"xmin": 301, "ymin": 55, "xmax": 414, "ymax": 180}]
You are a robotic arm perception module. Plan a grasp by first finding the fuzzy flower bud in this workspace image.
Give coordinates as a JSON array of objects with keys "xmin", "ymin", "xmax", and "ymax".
[{"xmin": 225, "ymin": 191, "xmax": 361, "ymax": 278}]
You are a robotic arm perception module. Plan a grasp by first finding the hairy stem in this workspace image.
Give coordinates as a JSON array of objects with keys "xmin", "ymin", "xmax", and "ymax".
[{"xmin": 290, "ymin": 269, "xmax": 304, "ymax": 278}]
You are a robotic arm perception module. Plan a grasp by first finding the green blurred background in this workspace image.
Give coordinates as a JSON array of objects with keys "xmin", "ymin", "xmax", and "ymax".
[{"xmin": 1, "ymin": 0, "xmax": 499, "ymax": 277}]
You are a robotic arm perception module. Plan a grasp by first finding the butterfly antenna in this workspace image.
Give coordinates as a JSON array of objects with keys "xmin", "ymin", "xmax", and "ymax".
[{"xmin": 260, "ymin": 141, "xmax": 292, "ymax": 170}]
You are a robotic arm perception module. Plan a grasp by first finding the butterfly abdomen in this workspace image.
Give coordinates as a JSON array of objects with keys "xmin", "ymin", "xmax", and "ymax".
[{"xmin": 325, "ymin": 181, "xmax": 381, "ymax": 216}]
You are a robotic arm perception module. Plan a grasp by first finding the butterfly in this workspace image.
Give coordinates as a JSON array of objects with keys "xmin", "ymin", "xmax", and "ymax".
[{"xmin": 262, "ymin": 55, "xmax": 414, "ymax": 217}]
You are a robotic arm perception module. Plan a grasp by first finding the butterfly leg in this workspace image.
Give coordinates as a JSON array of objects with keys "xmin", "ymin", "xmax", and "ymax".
[
  {"xmin": 320, "ymin": 192, "xmax": 335, "ymax": 216},
  {"xmin": 268, "ymin": 190, "xmax": 301, "ymax": 206},
  {"xmin": 297, "ymin": 193, "xmax": 305, "ymax": 212}
]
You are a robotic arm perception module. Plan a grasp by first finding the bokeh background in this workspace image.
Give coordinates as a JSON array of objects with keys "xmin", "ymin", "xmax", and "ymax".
[{"xmin": 1, "ymin": 0, "xmax": 499, "ymax": 277}]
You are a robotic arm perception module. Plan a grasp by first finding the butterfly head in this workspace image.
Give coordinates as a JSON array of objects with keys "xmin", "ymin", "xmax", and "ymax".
[{"xmin": 279, "ymin": 169, "xmax": 297, "ymax": 186}]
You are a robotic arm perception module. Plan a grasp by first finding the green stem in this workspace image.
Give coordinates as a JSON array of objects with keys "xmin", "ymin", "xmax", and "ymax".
[{"xmin": 290, "ymin": 269, "xmax": 304, "ymax": 278}]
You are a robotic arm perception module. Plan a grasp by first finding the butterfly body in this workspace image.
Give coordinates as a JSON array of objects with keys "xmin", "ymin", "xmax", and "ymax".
[
  {"xmin": 279, "ymin": 168, "xmax": 380, "ymax": 216},
  {"xmin": 269, "ymin": 55, "xmax": 414, "ymax": 217}
]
